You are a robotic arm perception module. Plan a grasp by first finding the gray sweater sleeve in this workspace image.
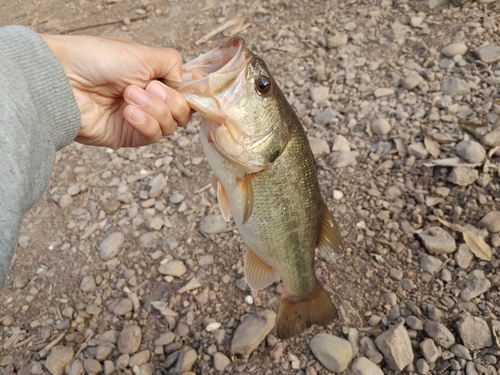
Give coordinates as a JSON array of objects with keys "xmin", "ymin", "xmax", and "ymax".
[{"xmin": 0, "ymin": 26, "xmax": 81, "ymax": 289}]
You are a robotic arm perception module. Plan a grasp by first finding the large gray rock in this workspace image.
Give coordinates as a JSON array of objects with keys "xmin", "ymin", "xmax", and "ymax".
[
  {"xmin": 99, "ymin": 232, "xmax": 125, "ymax": 260},
  {"xmin": 419, "ymin": 227, "xmax": 456, "ymax": 255},
  {"xmin": 478, "ymin": 211, "xmax": 500, "ymax": 233},
  {"xmin": 374, "ymin": 324, "xmax": 414, "ymax": 371},
  {"xmin": 45, "ymin": 346, "xmax": 74, "ymax": 375},
  {"xmin": 310, "ymin": 333, "xmax": 353, "ymax": 373},
  {"xmin": 441, "ymin": 42, "xmax": 468, "ymax": 57},
  {"xmin": 460, "ymin": 270, "xmax": 491, "ymax": 301},
  {"xmin": 231, "ymin": 310, "xmax": 276, "ymax": 358},
  {"xmin": 351, "ymin": 357, "xmax": 384, "ymax": 375},
  {"xmin": 442, "ymin": 78, "xmax": 470, "ymax": 96},
  {"xmin": 456, "ymin": 140, "xmax": 486, "ymax": 163},
  {"xmin": 474, "ymin": 45, "xmax": 500, "ymax": 64},
  {"xmin": 447, "ymin": 166, "xmax": 479, "ymax": 186},
  {"xmin": 118, "ymin": 324, "xmax": 142, "ymax": 355},
  {"xmin": 456, "ymin": 315, "xmax": 493, "ymax": 350}
]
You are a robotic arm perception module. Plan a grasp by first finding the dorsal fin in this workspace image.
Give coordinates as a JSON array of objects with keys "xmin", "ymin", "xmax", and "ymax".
[{"xmin": 317, "ymin": 204, "xmax": 344, "ymax": 262}]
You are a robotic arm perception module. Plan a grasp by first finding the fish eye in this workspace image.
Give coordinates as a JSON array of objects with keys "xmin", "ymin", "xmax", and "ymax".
[{"xmin": 256, "ymin": 76, "xmax": 271, "ymax": 95}]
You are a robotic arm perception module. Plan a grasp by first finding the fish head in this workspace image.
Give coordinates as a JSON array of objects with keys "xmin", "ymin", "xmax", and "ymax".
[{"xmin": 168, "ymin": 37, "xmax": 291, "ymax": 173}]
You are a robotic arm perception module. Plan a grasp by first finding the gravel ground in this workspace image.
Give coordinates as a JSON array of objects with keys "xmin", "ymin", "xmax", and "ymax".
[{"xmin": 1, "ymin": 0, "xmax": 500, "ymax": 374}]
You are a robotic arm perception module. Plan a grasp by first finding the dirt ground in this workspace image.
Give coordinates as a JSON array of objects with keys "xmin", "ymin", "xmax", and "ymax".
[{"xmin": 1, "ymin": 0, "xmax": 500, "ymax": 374}]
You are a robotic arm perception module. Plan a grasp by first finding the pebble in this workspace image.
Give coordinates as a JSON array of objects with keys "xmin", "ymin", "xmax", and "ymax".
[
  {"xmin": 456, "ymin": 314, "xmax": 493, "ymax": 350},
  {"xmin": 371, "ymin": 118, "xmax": 391, "ymax": 135},
  {"xmin": 373, "ymin": 88, "xmax": 394, "ymax": 98},
  {"xmin": 84, "ymin": 358, "xmax": 102, "ymax": 374},
  {"xmin": 80, "ymin": 275, "xmax": 97, "ymax": 292},
  {"xmin": 309, "ymin": 333, "xmax": 353, "ymax": 373},
  {"xmin": 478, "ymin": 211, "xmax": 500, "ymax": 233},
  {"xmin": 45, "ymin": 346, "xmax": 75, "ymax": 375},
  {"xmin": 474, "ymin": 45, "xmax": 500, "ymax": 64},
  {"xmin": 174, "ymin": 346, "xmax": 197, "ymax": 374},
  {"xmin": 158, "ymin": 260, "xmax": 187, "ymax": 277},
  {"xmin": 359, "ymin": 336, "xmax": 383, "ymax": 364},
  {"xmin": 419, "ymin": 226, "xmax": 456, "ymax": 255},
  {"xmin": 309, "ymin": 86, "xmax": 329, "ymax": 102},
  {"xmin": 351, "ymin": 357, "xmax": 384, "ymax": 375},
  {"xmin": 333, "ymin": 190, "xmax": 344, "ymax": 200},
  {"xmin": 420, "ymin": 255, "xmax": 443, "ymax": 274},
  {"xmin": 408, "ymin": 142, "xmax": 428, "ymax": 159},
  {"xmin": 314, "ymin": 108, "xmax": 335, "ymax": 125},
  {"xmin": 406, "ymin": 315, "xmax": 424, "ymax": 330},
  {"xmin": 456, "ymin": 140, "xmax": 486, "ymax": 163},
  {"xmin": 420, "ymin": 338, "xmax": 440, "ymax": 363},
  {"xmin": 169, "ymin": 192, "xmax": 185, "ymax": 204},
  {"xmin": 374, "ymin": 323, "xmax": 413, "ymax": 371},
  {"xmin": 424, "ymin": 321, "xmax": 455, "ymax": 349},
  {"xmin": 178, "ymin": 277, "xmax": 201, "ymax": 293},
  {"xmin": 198, "ymin": 214, "xmax": 229, "ymax": 235},
  {"xmin": 330, "ymin": 151, "xmax": 359, "ymax": 168},
  {"xmin": 149, "ymin": 174, "xmax": 167, "ymax": 198},
  {"xmin": 99, "ymin": 232, "xmax": 125, "ymax": 261},
  {"xmin": 308, "ymin": 137, "xmax": 330, "ymax": 158},
  {"xmin": 118, "ymin": 324, "xmax": 142, "ymax": 354},
  {"xmin": 442, "ymin": 78, "xmax": 470, "ymax": 96},
  {"xmin": 441, "ymin": 42, "xmax": 468, "ymax": 57},
  {"xmin": 213, "ymin": 352, "xmax": 231, "ymax": 372},
  {"xmin": 455, "ymin": 244, "xmax": 473, "ymax": 268},
  {"xmin": 402, "ymin": 71, "xmax": 423, "ymax": 90},
  {"xmin": 87, "ymin": 344, "xmax": 113, "ymax": 361},
  {"xmin": 68, "ymin": 360, "xmax": 84, "ymax": 375},
  {"xmin": 327, "ymin": 34, "xmax": 348, "ymax": 48},
  {"xmin": 450, "ymin": 344, "xmax": 472, "ymax": 360},
  {"xmin": 67, "ymin": 184, "xmax": 81, "ymax": 196},
  {"xmin": 415, "ymin": 358, "xmax": 430, "ymax": 375},
  {"xmin": 460, "ymin": 269, "xmax": 491, "ymax": 301},
  {"xmin": 231, "ymin": 310, "xmax": 276, "ymax": 358},
  {"xmin": 481, "ymin": 127, "xmax": 500, "ymax": 148},
  {"xmin": 155, "ymin": 332, "xmax": 175, "ymax": 346},
  {"xmin": 59, "ymin": 194, "xmax": 74, "ymax": 208},
  {"xmin": 129, "ymin": 350, "xmax": 151, "ymax": 367},
  {"xmin": 103, "ymin": 200, "xmax": 121, "ymax": 214},
  {"xmin": 447, "ymin": 166, "xmax": 479, "ymax": 186},
  {"xmin": 113, "ymin": 298, "xmax": 133, "ymax": 315},
  {"xmin": 331, "ymin": 135, "xmax": 350, "ymax": 151}
]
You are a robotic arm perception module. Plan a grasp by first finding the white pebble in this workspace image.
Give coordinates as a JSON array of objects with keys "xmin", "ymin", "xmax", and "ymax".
[
  {"xmin": 206, "ymin": 322, "xmax": 222, "ymax": 332},
  {"xmin": 244, "ymin": 295, "xmax": 254, "ymax": 305},
  {"xmin": 333, "ymin": 190, "xmax": 344, "ymax": 200}
]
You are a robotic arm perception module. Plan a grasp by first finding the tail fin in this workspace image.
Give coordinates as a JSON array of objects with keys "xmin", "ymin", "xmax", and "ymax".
[{"xmin": 276, "ymin": 283, "xmax": 338, "ymax": 339}]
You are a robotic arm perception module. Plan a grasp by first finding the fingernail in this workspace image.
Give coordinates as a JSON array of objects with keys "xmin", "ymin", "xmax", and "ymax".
[
  {"xmin": 128, "ymin": 88, "xmax": 149, "ymax": 106},
  {"xmin": 129, "ymin": 107, "xmax": 145, "ymax": 123},
  {"xmin": 148, "ymin": 81, "xmax": 167, "ymax": 100}
]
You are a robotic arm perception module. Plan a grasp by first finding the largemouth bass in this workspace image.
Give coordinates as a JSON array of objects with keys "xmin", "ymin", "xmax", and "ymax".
[{"xmin": 163, "ymin": 37, "xmax": 344, "ymax": 339}]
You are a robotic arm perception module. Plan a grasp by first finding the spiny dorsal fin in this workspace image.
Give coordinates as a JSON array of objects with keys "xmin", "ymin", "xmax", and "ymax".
[
  {"xmin": 244, "ymin": 248, "xmax": 280, "ymax": 290},
  {"xmin": 317, "ymin": 204, "xmax": 344, "ymax": 262}
]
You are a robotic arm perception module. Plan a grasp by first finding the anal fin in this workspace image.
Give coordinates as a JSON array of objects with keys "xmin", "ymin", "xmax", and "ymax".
[
  {"xmin": 244, "ymin": 248, "xmax": 280, "ymax": 290},
  {"xmin": 317, "ymin": 204, "xmax": 344, "ymax": 262},
  {"xmin": 276, "ymin": 283, "xmax": 338, "ymax": 339}
]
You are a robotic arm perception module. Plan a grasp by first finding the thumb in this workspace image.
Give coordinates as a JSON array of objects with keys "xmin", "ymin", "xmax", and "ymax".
[{"xmin": 147, "ymin": 47, "xmax": 184, "ymax": 82}]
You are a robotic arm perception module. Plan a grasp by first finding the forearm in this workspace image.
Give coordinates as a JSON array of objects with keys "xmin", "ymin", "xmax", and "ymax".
[{"xmin": 0, "ymin": 26, "xmax": 81, "ymax": 288}]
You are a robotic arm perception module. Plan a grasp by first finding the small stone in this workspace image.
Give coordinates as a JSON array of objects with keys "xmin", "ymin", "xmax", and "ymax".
[
  {"xmin": 149, "ymin": 174, "xmax": 168, "ymax": 198},
  {"xmin": 327, "ymin": 34, "xmax": 348, "ymax": 48},
  {"xmin": 406, "ymin": 315, "xmax": 424, "ymax": 330},
  {"xmin": 231, "ymin": 310, "xmax": 276, "ymax": 358},
  {"xmin": 442, "ymin": 78, "xmax": 470, "ymax": 96},
  {"xmin": 118, "ymin": 324, "xmax": 142, "ymax": 355},
  {"xmin": 456, "ymin": 314, "xmax": 493, "ymax": 350},
  {"xmin": 424, "ymin": 321, "xmax": 455, "ymax": 349},
  {"xmin": 331, "ymin": 135, "xmax": 350, "ymax": 152},
  {"xmin": 408, "ymin": 142, "xmax": 429, "ymax": 159},
  {"xmin": 441, "ymin": 43, "xmax": 468, "ymax": 57},
  {"xmin": 137, "ymin": 232, "xmax": 159, "ymax": 248},
  {"xmin": 87, "ymin": 344, "xmax": 113, "ymax": 361},
  {"xmin": 371, "ymin": 118, "xmax": 391, "ymax": 135},
  {"xmin": 478, "ymin": 211, "xmax": 500, "ymax": 233},
  {"xmin": 314, "ymin": 108, "xmax": 335, "ymax": 125},
  {"xmin": 103, "ymin": 201, "xmax": 121, "ymax": 215},
  {"xmin": 447, "ymin": 166, "xmax": 479, "ymax": 186},
  {"xmin": 402, "ymin": 71, "xmax": 423, "ymax": 90},
  {"xmin": 158, "ymin": 260, "xmax": 187, "ymax": 277},
  {"xmin": 84, "ymin": 358, "xmax": 102, "ymax": 374},
  {"xmin": 420, "ymin": 255, "xmax": 443, "ymax": 274},
  {"xmin": 154, "ymin": 332, "xmax": 175, "ymax": 346},
  {"xmin": 374, "ymin": 88, "xmax": 394, "ymax": 98},
  {"xmin": 68, "ymin": 359, "xmax": 84, "ymax": 375},
  {"xmin": 198, "ymin": 215, "xmax": 229, "ymax": 235},
  {"xmin": 420, "ymin": 338, "xmax": 440, "ymax": 362},
  {"xmin": 99, "ymin": 232, "xmax": 125, "ymax": 260},
  {"xmin": 450, "ymin": 344, "xmax": 472, "ymax": 360},
  {"xmin": 330, "ymin": 151, "xmax": 359, "ymax": 168},
  {"xmin": 174, "ymin": 346, "xmax": 197, "ymax": 373},
  {"xmin": 333, "ymin": 190, "xmax": 344, "ymax": 200},
  {"xmin": 113, "ymin": 298, "xmax": 133, "ymax": 315},
  {"xmin": 206, "ymin": 322, "xmax": 221, "ymax": 332},
  {"xmin": 213, "ymin": 352, "xmax": 231, "ymax": 372},
  {"xmin": 310, "ymin": 333, "xmax": 353, "ymax": 373},
  {"xmin": 359, "ymin": 336, "xmax": 383, "ymax": 364},
  {"xmin": 129, "ymin": 350, "xmax": 151, "ymax": 367},
  {"xmin": 178, "ymin": 277, "xmax": 201, "ymax": 293},
  {"xmin": 474, "ymin": 45, "xmax": 500, "ymax": 64},
  {"xmin": 415, "ymin": 358, "xmax": 430, "ymax": 374},
  {"xmin": 169, "ymin": 192, "xmax": 185, "ymax": 204},
  {"xmin": 351, "ymin": 357, "xmax": 384, "ymax": 375},
  {"xmin": 455, "ymin": 244, "xmax": 473, "ymax": 268},
  {"xmin": 45, "ymin": 346, "xmax": 74, "ymax": 375},
  {"xmin": 80, "ymin": 275, "xmax": 97, "ymax": 292},
  {"xmin": 374, "ymin": 323, "xmax": 414, "ymax": 371},
  {"xmin": 310, "ymin": 86, "xmax": 329, "ymax": 102},
  {"xmin": 419, "ymin": 226, "xmax": 456, "ymax": 255},
  {"xmin": 456, "ymin": 140, "xmax": 486, "ymax": 163},
  {"xmin": 67, "ymin": 184, "xmax": 81, "ymax": 196},
  {"xmin": 481, "ymin": 127, "xmax": 500, "ymax": 148},
  {"xmin": 59, "ymin": 194, "xmax": 74, "ymax": 208},
  {"xmin": 460, "ymin": 270, "xmax": 491, "ymax": 301},
  {"xmin": 308, "ymin": 137, "xmax": 330, "ymax": 158}
]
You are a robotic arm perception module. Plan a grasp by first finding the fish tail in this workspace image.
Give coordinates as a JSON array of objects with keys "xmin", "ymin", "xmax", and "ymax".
[{"xmin": 276, "ymin": 282, "xmax": 338, "ymax": 339}]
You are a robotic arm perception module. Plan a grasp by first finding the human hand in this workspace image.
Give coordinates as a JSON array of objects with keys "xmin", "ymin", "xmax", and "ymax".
[{"xmin": 41, "ymin": 34, "xmax": 192, "ymax": 149}]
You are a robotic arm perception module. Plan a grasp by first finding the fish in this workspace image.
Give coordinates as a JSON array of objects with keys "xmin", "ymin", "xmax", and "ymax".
[{"xmin": 162, "ymin": 37, "xmax": 344, "ymax": 339}]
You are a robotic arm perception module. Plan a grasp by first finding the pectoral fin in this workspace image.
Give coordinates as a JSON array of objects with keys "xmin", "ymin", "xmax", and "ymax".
[
  {"xmin": 244, "ymin": 248, "xmax": 280, "ymax": 290},
  {"xmin": 317, "ymin": 204, "xmax": 344, "ymax": 262},
  {"xmin": 211, "ymin": 175, "xmax": 232, "ymax": 222},
  {"xmin": 237, "ymin": 174, "xmax": 253, "ymax": 224}
]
